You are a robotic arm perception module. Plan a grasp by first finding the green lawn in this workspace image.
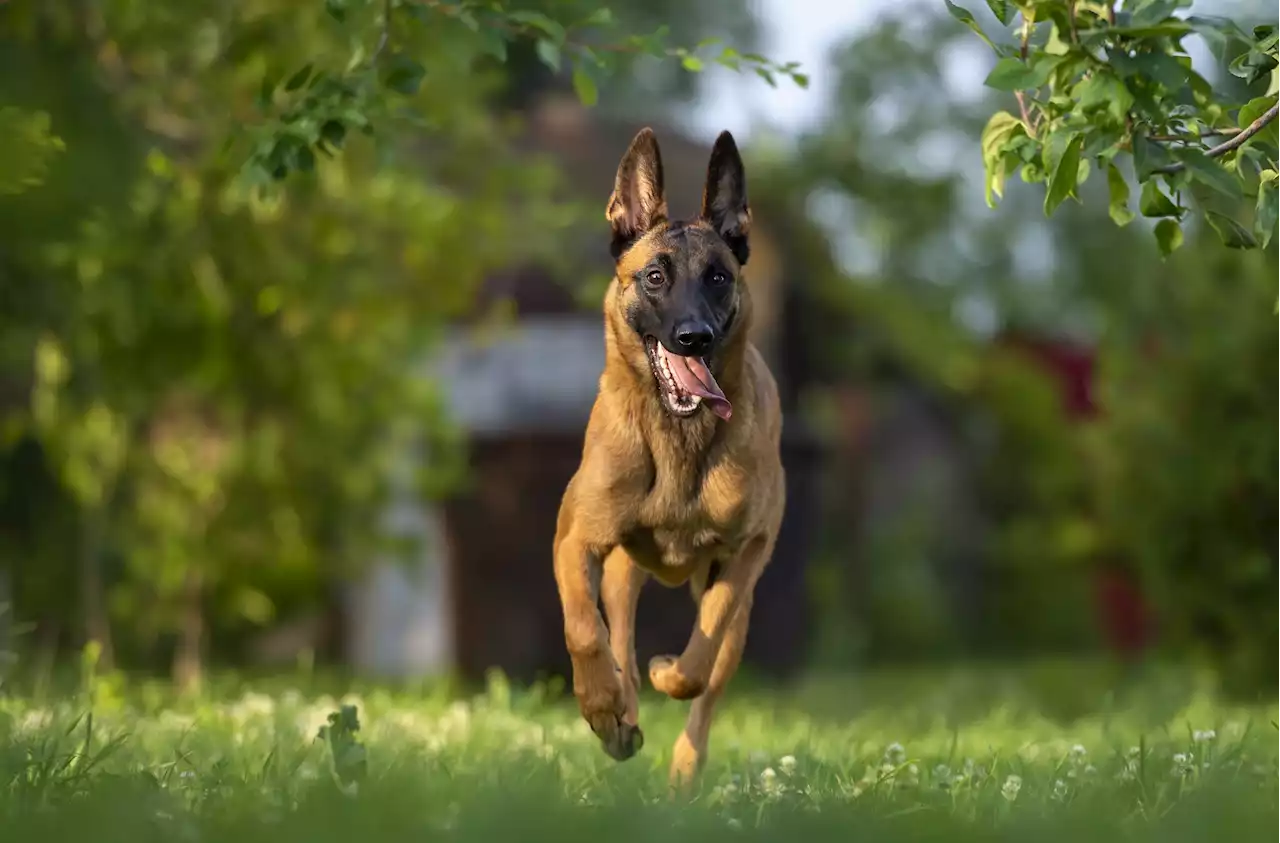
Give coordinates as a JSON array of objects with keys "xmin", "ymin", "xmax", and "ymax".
[{"xmin": 0, "ymin": 663, "xmax": 1275, "ymax": 841}]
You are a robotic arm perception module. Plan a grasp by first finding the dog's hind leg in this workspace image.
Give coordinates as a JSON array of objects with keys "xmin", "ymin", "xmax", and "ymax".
[
  {"xmin": 601, "ymin": 547, "xmax": 646, "ymax": 731},
  {"xmin": 668, "ymin": 596, "xmax": 752, "ymax": 789}
]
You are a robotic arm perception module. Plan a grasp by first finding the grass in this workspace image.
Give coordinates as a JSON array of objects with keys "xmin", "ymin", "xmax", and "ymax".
[{"xmin": 0, "ymin": 662, "xmax": 1275, "ymax": 842}]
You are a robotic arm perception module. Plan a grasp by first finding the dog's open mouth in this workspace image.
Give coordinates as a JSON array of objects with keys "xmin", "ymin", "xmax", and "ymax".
[{"xmin": 644, "ymin": 337, "xmax": 733, "ymax": 421}]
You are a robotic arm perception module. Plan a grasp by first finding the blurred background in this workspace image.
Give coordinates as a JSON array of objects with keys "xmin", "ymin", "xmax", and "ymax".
[{"xmin": 0, "ymin": 0, "xmax": 1275, "ymax": 704}]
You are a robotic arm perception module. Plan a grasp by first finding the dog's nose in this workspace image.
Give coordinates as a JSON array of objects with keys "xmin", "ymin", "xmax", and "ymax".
[{"xmin": 674, "ymin": 321, "xmax": 715, "ymax": 355}]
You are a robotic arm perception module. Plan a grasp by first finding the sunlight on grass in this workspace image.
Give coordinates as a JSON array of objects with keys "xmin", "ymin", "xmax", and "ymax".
[{"xmin": 0, "ymin": 666, "xmax": 1275, "ymax": 841}]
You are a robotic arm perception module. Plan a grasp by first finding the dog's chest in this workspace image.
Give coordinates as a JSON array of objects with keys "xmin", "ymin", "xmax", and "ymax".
[{"xmin": 621, "ymin": 456, "xmax": 749, "ymax": 584}]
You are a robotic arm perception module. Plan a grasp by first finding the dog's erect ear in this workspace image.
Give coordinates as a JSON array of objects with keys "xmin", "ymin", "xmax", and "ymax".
[
  {"xmin": 607, "ymin": 128, "xmax": 667, "ymax": 259},
  {"xmin": 700, "ymin": 130, "xmax": 751, "ymax": 265}
]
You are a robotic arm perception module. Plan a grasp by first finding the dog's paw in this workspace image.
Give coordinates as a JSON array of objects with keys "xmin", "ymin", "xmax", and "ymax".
[
  {"xmin": 648, "ymin": 655, "xmax": 707, "ymax": 700},
  {"xmin": 582, "ymin": 699, "xmax": 644, "ymax": 761},
  {"xmin": 599, "ymin": 718, "xmax": 645, "ymax": 761},
  {"xmin": 576, "ymin": 670, "xmax": 644, "ymax": 761}
]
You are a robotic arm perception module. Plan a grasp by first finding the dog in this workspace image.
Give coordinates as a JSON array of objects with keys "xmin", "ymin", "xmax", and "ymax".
[{"xmin": 552, "ymin": 127, "xmax": 786, "ymax": 788}]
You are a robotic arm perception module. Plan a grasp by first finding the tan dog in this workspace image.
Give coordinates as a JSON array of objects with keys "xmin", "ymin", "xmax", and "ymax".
[{"xmin": 553, "ymin": 127, "xmax": 786, "ymax": 787}]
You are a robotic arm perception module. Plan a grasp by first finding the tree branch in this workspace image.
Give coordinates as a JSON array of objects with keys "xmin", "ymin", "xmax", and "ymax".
[
  {"xmin": 373, "ymin": 0, "xmax": 393, "ymax": 63},
  {"xmin": 1153, "ymin": 104, "xmax": 1280, "ymax": 175},
  {"xmin": 1016, "ymin": 14, "xmax": 1038, "ymax": 137},
  {"xmin": 1149, "ymin": 127, "xmax": 1241, "ymax": 142}
]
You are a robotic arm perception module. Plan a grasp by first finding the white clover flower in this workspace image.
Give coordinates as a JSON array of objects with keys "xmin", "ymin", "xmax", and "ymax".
[
  {"xmin": 726, "ymin": 818, "xmax": 743, "ymax": 831},
  {"xmin": 883, "ymin": 742, "xmax": 907, "ymax": 766},
  {"xmin": 1070, "ymin": 744, "xmax": 1087, "ymax": 760},
  {"xmin": 1172, "ymin": 752, "xmax": 1196, "ymax": 776},
  {"xmin": 1001, "ymin": 774, "xmax": 1023, "ymax": 802},
  {"xmin": 779, "ymin": 755, "xmax": 798, "ymax": 775},
  {"xmin": 933, "ymin": 764, "xmax": 954, "ymax": 790},
  {"xmin": 760, "ymin": 766, "xmax": 778, "ymax": 785},
  {"xmin": 1193, "ymin": 729, "xmax": 1217, "ymax": 743},
  {"xmin": 1052, "ymin": 778, "xmax": 1069, "ymax": 802}
]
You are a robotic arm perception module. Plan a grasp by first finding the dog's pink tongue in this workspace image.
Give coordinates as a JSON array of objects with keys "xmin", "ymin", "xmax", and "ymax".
[{"xmin": 664, "ymin": 347, "xmax": 732, "ymax": 420}]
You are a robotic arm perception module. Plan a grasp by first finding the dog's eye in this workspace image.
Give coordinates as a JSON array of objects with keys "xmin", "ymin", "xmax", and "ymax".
[
  {"xmin": 709, "ymin": 271, "xmax": 729, "ymax": 286},
  {"xmin": 644, "ymin": 269, "xmax": 664, "ymax": 287}
]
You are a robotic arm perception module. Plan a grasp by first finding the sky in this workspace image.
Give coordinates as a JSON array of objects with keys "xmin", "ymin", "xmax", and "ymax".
[
  {"xmin": 680, "ymin": 0, "xmax": 1255, "ymax": 143},
  {"xmin": 682, "ymin": 0, "xmax": 888, "ymax": 141}
]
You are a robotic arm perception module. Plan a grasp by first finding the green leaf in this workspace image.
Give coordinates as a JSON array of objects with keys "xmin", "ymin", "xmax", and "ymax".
[
  {"xmin": 1256, "ymin": 178, "xmax": 1278, "ymax": 248},
  {"xmin": 755, "ymin": 67, "xmax": 777, "ymax": 87},
  {"xmin": 1238, "ymin": 95, "xmax": 1279, "ymax": 147},
  {"xmin": 1186, "ymin": 15, "xmax": 1247, "ymax": 59},
  {"xmin": 284, "ymin": 64, "xmax": 313, "ymax": 92},
  {"xmin": 985, "ymin": 0, "xmax": 1014, "ymax": 26},
  {"xmin": 1108, "ymin": 22, "xmax": 1193, "ymax": 39},
  {"xmin": 257, "ymin": 72, "xmax": 278, "ymax": 109},
  {"xmin": 478, "ymin": 29, "xmax": 508, "ymax": 62},
  {"xmin": 792, "ymin": 73, "xmax": 811, "ymax": 89},
  {"xmin": 1205, "ymin": 210, "xmax": 1259, "ymax": 249},
  {"xmin": 944, "ymin": 1, "xmax": 995, "ymax": 48},
  {"xmin": 506, "ymin": 10, "xmax": 566, "ymax": 43},
  {"xmin": 0, "ymin": 107, "xmax": 64, "ymax": 195},
  {"xmin": 324, "ymin": 0, "xmax": 347, "ymax": 23},
  {"xmin": 1153, "ymin": 219, "xmax": 1183, "ymax": 258},
  {"xmin": 1107, "ymin": 163, "xmax": 1135, "ymax": 226},
  {"xmin": 571, "ymin": 66, "xmax": 598, "ymax": 107},
  {"xmin": 984, "ymin": 56, "xmax": 1057, "ymax": 91},
  {"xmin": 1074, "ymin": 71, "xmax": 1134, "ymax": 124},
  {"xmin": 1229, "ymin": 49, "xmax": 1279, "ymax": 86},
  {"xmin": 1176, "ymin": 149, "xmax": 1243, "ymax": 200},
  {"xmin": 1113, "ymin": 52, "xmax": 1191, "ymax": 90},
  {"xmin": 1132, "ymin": 135, "xmax": 1174, "ymax": 180},
  {"xmin": 980, "ymin": 110, "xmax": 1024, "ymax": 206},
  {"xmin": 1139, "ymin": 180, "xmax": 1179, "ymax": 217},
  {"xmin": 382, "ymin": 55, "xmax": 426, "ymax": 96},
  {"xmin": 1130, "ymin": 0, "xmax": 1192, "ymax": 28},
  {"xmin": 1043, "ymin": 134, "xmax": 1083, "ymax": 216},
  {"xmin": 535, "ymin": 39, "xmax": 562, "ymax": 73},
  {"xmin": 319, "ymin": 119, "xmax": 346, "ymax": 151},
  {"xmin": 681, "ymin": 55, "xmax": 704, "ymax": 72}
]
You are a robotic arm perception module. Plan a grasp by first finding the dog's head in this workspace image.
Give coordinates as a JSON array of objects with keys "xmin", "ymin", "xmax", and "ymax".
[{"xmin": 606, "ymin": 128, "xmax": 751, "ymax": 421}]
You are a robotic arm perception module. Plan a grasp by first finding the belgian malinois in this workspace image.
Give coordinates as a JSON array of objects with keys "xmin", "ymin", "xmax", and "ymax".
[{"xmin": 553, "ymin": 127, "xmax": 785, "ymax": 787}]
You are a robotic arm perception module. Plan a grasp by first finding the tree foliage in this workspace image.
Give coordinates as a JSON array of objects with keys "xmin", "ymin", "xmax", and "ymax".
[
  {"xmin": 949, "ymin": 0, "xmax": 1279, "ymax": 256},
  {"xmin": 0, "ymin": 0, "xmax": 801, "ymax": 682},
  {"xmin": 241, "ymin": 0, "xmax": 807, "ymax": 186}
]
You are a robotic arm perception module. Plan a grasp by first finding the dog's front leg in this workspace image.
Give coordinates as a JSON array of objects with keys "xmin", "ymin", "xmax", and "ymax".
[
  {"xmin": 554, "ymin": 530, "xmax": 642, "ymax": 761},
  {"xmin": 602, "ymin": 547, "xmax": 646, "ymax": 730}
]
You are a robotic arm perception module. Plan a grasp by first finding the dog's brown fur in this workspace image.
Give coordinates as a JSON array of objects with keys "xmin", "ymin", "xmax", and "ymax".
[{"xmin": 553, "ymin": 127, "xmax": 786, "ymax": 788}]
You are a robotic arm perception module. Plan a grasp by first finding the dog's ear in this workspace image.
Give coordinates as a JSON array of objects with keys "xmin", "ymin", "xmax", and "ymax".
[
  {"xmin": 700, "ymin": 130, "xmax": 751, "ymax": 265},
  {"xmin": 607, "ymin": 128, "xmax": 667, "ymax": 258}
]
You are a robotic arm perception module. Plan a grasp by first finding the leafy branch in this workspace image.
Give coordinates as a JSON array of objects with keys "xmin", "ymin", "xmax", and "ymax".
[
  {"xmin": 950, "ymin": 0, "xmax": 1279, "ymax": 257},
  {"xmin": 1153, "ymin": 103, "xmax": 1280, "ymax": 174},
  {"xmin": 242, "ymin": 0, "xmax": 808, "ymax": 186}
]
